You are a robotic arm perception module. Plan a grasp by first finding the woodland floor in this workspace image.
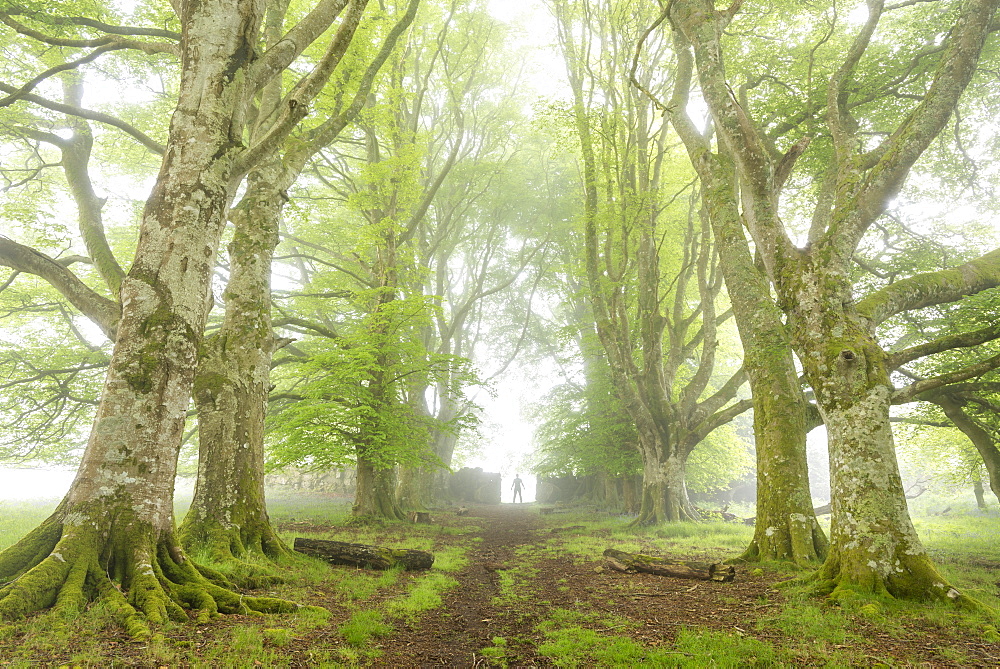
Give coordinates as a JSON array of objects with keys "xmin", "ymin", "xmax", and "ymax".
[
  {"xmin": 2, "ymin": 502, "xmax": 999, "ymax": 666},
  {"xmin": 376, "ymin": 505, "xmax": 1000, "ymax": 667}
]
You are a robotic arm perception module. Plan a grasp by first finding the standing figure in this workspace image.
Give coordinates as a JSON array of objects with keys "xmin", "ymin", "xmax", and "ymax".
[{"xmin": 511, "ymin": 474, "xmax": 524, "ymax": 503}]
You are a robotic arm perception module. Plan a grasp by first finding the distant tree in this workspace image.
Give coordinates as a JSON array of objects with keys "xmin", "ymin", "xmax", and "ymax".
[{"xmin": 552, "ymin": 0, "xmax": 750, "ymax": 524}]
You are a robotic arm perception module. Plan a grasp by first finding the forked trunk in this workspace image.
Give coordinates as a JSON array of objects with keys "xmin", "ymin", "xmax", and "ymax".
[{"xmin": 0, "ymin": 0, "xmax": 302, "ymax": 631}]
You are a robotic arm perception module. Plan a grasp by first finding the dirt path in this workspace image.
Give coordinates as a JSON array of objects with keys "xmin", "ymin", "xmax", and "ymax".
[{"xmin": 383, "ymin": 505, "xmax": 545, "ymax": 666}]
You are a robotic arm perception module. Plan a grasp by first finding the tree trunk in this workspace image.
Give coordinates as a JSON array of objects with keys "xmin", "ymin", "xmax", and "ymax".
[
  {"xmin": 179, "ymin": 162, "xmax": 292, "ymax": 583},
  {"xmin": 354, "ymin": 457, "xmax": 407, "ymax": 521},
  {"xmin": 794, "ymin": 302, "xmax": 971, "ymax": 605},
  {"xmin": 396, "ymin": 463, "xmax": 436, "ymax": 510},
  {"xmin": 634, "ymin": 448, "xmax": 698, "ymax": 524},
  {"xmin": 973, "ymin": 478, "xmax": 987, "ymax": 509},
  {"xmin": 689, "ymin": 142, "xmax": 825, "ymax": 566},
  {"xmin": 0, "ymin": 0, "xmax": 299, "ymax": 633}
]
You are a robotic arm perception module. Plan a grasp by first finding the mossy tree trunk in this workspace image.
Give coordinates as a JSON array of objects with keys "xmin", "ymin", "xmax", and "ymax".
[
  {"xmin": 182, "ymin": 0, "xmax": 418, "ymax": 556},
  {"xmin": 0, "ymin": 0, "xmax": 360, "ymax": 629},
  {"xmin": 180, "ymin": 160, "xmax": 293, "ymax": 577},
  {"xmin": 679, "ymin": 138, "xmax": 825, "ymax": 563},
  {"xmin": 354, "ymin": 457, "xmax": 408, "ymax": 521},
  {"xmin": 791, "ymin": 281, "xmax": 964, "ymax": 602},
  {"xmin": 668, "ymin": 0, "xmax": 999, "ymax": 602},
  {"xmin": 1, "ymin": 0, "xmax": 276, "ymax": 630}
]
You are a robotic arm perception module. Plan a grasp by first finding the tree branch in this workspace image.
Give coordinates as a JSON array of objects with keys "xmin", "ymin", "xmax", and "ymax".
[
  {"xmin": 0, "ymin": 236, "xmax": 119, "ymax": 339},
  {"xmin": 857, "ymin": 247, "xmax": 1000, "ymax": 325}
]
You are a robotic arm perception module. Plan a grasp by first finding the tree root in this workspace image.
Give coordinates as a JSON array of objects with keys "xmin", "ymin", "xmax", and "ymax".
[
  {"xmin": 735, "ymin": 517, "xmax": 828, "ymax": 567},
  {"xmin": 179, "ymin": 517, "xmax": 297, "ymax": 588},
  {"xmin": 794, "ymin": 552, "xmax": 987, "ymax": 612},
  {"xmin": 0, "ymin": 519, "xmax": 313, "ymax": 639}
]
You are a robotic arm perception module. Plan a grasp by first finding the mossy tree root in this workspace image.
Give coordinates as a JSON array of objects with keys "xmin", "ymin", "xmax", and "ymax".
[
  {"xmin": 735, "ymin": 516, "xmax": 828, "ymax": 567},
  {"xmin": 0, "ymin": 521, "xmax": 305, "ymax": 638},
  {"xmin": 627, "ymin": 482, "xmax": 699, "ymax": 526},
  {"xmin": 178, "ymin": 515, "xmax": 297, "ymax": 588},
  {"xmin": 796, "ymin": 552, "xmax": 987, "ymax": 611}
]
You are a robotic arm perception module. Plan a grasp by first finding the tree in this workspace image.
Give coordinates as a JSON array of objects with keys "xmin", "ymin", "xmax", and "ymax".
[
  {"xmin": 179, "ymin": 0, "xmax": 419, "ymax": 577},
  {"xmin": 552, "ymin": 0, "xmax": 751, "ymax": 524},
  {"xmin": 665, "ymin": 0, "xmax": 1000, "ymax": 602},
  {"xmin": 0, "ymin": 0, "xmax": 380, "ymax": 631}
]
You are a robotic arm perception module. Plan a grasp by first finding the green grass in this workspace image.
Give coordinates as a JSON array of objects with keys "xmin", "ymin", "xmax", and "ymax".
[
  {"xmin": 386, "ymin": 571, "xmax": 458, "ymax": 621},
  {"xmin": 0, "ymin": 499, "xmax": 59, "ymax": 550},
  {"xmin": 2, "ymin": 491, "xmax": 998, "ymax": 666},
  {"xmin": 339, "ymin": 609, "xmax": 393, "ymax": 648},
  {"xmin": 672, "ymin": 628, "xmax": 780, "ymax": 667},
  {"xmin": 536, "ymin": 608, "xmax": 674, "ymax": 667}
]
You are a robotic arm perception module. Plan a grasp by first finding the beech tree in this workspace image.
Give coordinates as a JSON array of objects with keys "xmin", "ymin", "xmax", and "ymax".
[
  {"xmin": 0, "ymin": 0, "xmax": 391, "ymax": 631},
  {"xmin": 662, "ymin": 0, "xmax": 1000, "ymax": 601},
  {"xmin": 553, "ymin": 0, "xmax": 750, "ymax": 523},
  {"xmin": 179, "ymin": 0, "xmax": 419, "ymax": 577}
]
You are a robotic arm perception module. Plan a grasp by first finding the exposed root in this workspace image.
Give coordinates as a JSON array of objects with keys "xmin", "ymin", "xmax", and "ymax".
[
  {"xmin": 179, "ymin": 517, "xmax": 296, "ymax": 588},
  {"xmin": 795, "ymin": 552, "xmax": 988, "ymax": 612},
  {"xmin": 0, "ymin": 518, "xmax": 313, "ymax": 639}
]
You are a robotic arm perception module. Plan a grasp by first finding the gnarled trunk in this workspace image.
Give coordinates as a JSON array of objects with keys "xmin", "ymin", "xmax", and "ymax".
[
  {"xmin": 794, "ymin": 299, "xmax": 968, "ymax": 604},
  {"xmin": 634, "ymin": 436, "xmax": 698, "ymax": 524},
  {"xmin": 354, "ymin": 457, "xmax": 407, "ymax": 521}
]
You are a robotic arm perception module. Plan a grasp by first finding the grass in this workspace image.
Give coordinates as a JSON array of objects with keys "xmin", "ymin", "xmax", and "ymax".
[{"xmin": 0, "ymin": 490, "xmax": 998, "ymax": 666}]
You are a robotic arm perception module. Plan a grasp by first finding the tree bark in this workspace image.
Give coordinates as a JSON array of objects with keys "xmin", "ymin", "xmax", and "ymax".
[
  {"xmin": 180, "ymin": 159, "xmax": 293, "ymax": 582},
  {"xmin": 667, "ymin": 0, "xmax": 997, "ymax": 604},
  {"xmin": 354, "ymin": 456, "xmax": 408, "ymax": 521},
  {"xmin": 667, "ymin": 77, "xmax": 825, "ymax": 563},
  {"xmin": 0, "ymin": 0, "xmax": 305, "ymax": 632}
]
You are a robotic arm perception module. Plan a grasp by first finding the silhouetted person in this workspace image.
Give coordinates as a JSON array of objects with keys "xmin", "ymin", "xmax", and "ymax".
[{"xmin": 511, "ymin": 474, "xmax": 523, "ymax": 503}]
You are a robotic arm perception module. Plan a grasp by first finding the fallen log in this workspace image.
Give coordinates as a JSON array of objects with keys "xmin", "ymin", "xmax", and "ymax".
[
  {"xmin": 294, "ymin": 538, "xmax": 434, "ymax": 571},
  {"xmin": 602, "ymin": 548, "xmax": 735, "ymax": 583}
]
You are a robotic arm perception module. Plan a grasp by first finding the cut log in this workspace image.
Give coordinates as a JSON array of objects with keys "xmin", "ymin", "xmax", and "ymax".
[
  {"xmin": 409, "ymin": 511, "xmax": 431, "ymax": 524},
  {"xmin": 602, "ymin": 548, "xmax": 735, "ymax": 583},
  {"xmin": 294, "ymin": 538, "xmax": 434, "ymax": 570}
]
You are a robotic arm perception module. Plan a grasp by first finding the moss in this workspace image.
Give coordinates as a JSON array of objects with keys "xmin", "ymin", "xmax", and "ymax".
[
  {"xmin": 0, "ymin": 502, "xmax": 309, "ymax": 638},
  {"xmin": 192, "ymin": 371, "xmax": 230, "ymax": 402}
]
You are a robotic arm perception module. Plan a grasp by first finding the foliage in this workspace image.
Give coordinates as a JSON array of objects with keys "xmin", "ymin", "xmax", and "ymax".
[{"xmin": 529, "ymin": 378, "xmax": 639, "ymax": 479}]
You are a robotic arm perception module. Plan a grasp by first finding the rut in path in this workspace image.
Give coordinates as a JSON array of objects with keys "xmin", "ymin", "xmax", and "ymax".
[{"xmin": 382, "ymin": 504, "xmax": 547, "ymax": 666}]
